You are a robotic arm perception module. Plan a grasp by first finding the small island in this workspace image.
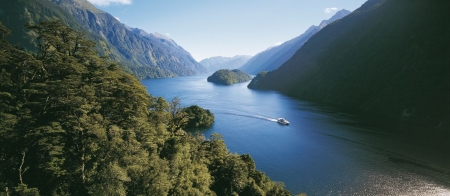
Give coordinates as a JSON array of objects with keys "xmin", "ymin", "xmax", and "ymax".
[{"xmin": 207, "ymin": 69, "xmax": 253, "ymax": 85}]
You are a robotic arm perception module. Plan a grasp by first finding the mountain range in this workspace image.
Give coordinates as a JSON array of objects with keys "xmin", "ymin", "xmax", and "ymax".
[
  {"xmin": 248, "ymin": 0, "xmax": 449, "ymax": 130},
  {"xmin": 0, "ymin": 0, "xmax": 205, "ymax": 79},
  {"xmin": 240, "ymin": 9, "xmax": 350, "ymax": 75},
  {"xmin": 200, "ymin": 55, "xmax": 252, "ymax": 72}
]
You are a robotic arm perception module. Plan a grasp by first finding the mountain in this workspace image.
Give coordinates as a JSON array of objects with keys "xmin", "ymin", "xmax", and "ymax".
[
  {"xmin": 0, "ymin": 0, "xmax": 101, "ymax": 54},
  {"xmin": 240, "ymin": 9, "xmax": 350, "ymax": 75},
  {"xmin": 0, "ymin": 0, "xmax": 205, "ymax": 79},
  {"xmin": 207, "ymin": 69, "xmax": 253, "ymax": 85},
  {"xmin": 248, "ymin": 0, "xmax": 450, "ymax": 130},
  {"xmin": 51, "ymin": 0, "xmax": 207, "ymax": 78},
  {"xmin": 200, "ymin": 55, "xmax": 252, "ymax": 72}
]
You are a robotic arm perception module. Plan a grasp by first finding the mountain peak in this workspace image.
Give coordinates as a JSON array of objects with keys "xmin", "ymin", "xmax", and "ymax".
[
  {"xmin": 332, "ymin": 9, "xmax": 351, "ymax": 19},
  {"xmin": 247, "ymin": 0, "xmax": 449, "ymax": 129},
  {"xmin": 240, "ymin": 8, "xmax": 350, "ymax": 74},
  {"xmin": 318, "ymin": 9, "xmax": 351, "ymax": 28}
]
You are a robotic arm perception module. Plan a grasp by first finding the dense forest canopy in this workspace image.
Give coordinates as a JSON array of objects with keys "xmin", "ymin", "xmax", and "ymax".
[
  {"xmin": 207, "ymin": 69, "xmax": 253, "ymax": 85},
  {"xmin": 0, "ymin": 21, "xmax": 290, "ymax": 195},
  {"xmin": 182, "ymin": 105, "xmax": 215, "ymax": 128}
]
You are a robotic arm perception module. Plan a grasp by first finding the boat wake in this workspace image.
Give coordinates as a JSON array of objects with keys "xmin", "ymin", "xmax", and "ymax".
[{"xmin": 215, "ymin": 109, "xmax": 278, "ymax": 122}]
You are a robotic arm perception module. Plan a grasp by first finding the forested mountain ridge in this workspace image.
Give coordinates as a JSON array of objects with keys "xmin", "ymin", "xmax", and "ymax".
[
  {"xmin": 0, "ymin": 0, "xmax": 205, "ymax": 79},
  {"xmin": 50, "ymin": 0, "xmax": 206, "ymax": 78},
  {"xmin": 0, "ymin": 21, "xmax": 290, "ymax": 195},
  {"xmin": 248, "ymin": 0, "xmax": 450, "ymax": 130},
  {"xmin": 240, "ymin": 9, "xmax": 350, "ymax": 75},
  {"xmin": 200, "ymin": 55, "xmax": 252, "ymax": 72},
  {"xmin": 0, "ymin": 0, "xmax": 111, "ymax": 57}
]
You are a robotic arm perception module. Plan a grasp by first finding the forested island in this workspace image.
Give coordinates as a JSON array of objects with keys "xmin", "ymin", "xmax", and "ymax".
[
  {"xmin": 0, "ymin": 21, "xmax": 290, "ymax": 195},
  {"xmin": 207, "ymin": 69, "xmax": 253, "ymax": 85}
]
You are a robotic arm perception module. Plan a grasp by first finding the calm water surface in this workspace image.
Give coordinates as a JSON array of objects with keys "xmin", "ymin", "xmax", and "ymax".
[{"xmin": 141, "ymin": 74, "xmax": 450, "ymax": 195}]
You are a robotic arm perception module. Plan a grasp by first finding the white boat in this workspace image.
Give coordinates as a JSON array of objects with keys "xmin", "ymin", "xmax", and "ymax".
[{"xmin": 277, "ymin": 118, "xmax": 289, "ymax": 125}]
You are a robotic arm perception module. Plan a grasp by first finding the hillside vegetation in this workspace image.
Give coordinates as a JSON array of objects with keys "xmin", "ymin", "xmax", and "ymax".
[
  {"xmin": 248, "ymin": 0, "xmax": 449, "ymax": 130},
  {"xmin": 0, "ymin": 21, "xmax": 290, "ymax": 196}
]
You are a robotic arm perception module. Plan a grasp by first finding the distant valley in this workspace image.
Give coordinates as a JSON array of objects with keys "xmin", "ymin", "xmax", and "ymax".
[{"xmin": 200, "ymin": 55, "xmax": 252, "ymax": 72}]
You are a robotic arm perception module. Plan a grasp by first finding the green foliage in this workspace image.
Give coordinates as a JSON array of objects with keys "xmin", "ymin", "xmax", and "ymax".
[
  {"xmin": 13, "ymin": 184, "xmax": 40, "ymax": 196},
  {"xmin": 207, "ymin": 69, "xmax": 253, "ymax": 85},
  {"xmin": 247, "ymin": 71, "xmax": 268, "ymax": 89},
  {"xmin": 0, "ymin": 21, "xmax": 291, "ymax": 196},
  {"xmin": 183, "ymin": 105, "xmax": 215, "ymax": 128}
]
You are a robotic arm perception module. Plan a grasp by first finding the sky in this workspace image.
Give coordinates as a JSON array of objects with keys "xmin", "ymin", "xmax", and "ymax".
[{"xmin": 87, "ymin": 0, "xmax": 367, "ymax": 61}]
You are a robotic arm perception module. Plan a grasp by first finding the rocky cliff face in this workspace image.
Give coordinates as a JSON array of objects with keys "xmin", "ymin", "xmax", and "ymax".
[
  {"xmin": 248, "ymin": 0, "xmax": 449, "ymax": 130},
  {"xmin": 0, "ymin": 0, "xmax": 205, "ymax": 79},
  {"xmin": 51, "ymin": 0, "xmax": 206, "ymax": 79}
]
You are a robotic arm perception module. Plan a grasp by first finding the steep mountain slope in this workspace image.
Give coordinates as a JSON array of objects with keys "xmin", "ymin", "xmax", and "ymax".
[
  {"xmin": 200, "ymin": 55, "xmax": 252, "ymax": 72},
  {"xmin": 0, "ymin": 0, "xmax": 205, "ymax": 79},
  {"xmin": 248, "ymin": 0, "xmax": 450, "ymax": 129},
  {"xmin": 0, "ymin": 0, "xmax": 113, "ymax": 57},
  {"xmin": 240, "ymin": 9, "xmax": 350, "ymax": 75},
  {"xmin": 52, "ymin": 0, "xmax": 206, "ymax": 78}
]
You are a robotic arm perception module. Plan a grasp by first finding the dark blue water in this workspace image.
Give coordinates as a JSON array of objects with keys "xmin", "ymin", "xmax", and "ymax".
[{"xmin": 141, "ymin": 74, "xmax": 450, "ymax": 195}]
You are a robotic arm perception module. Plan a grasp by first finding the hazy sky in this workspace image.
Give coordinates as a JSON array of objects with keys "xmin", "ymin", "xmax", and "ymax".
[{"xmin": 87, "ymin": 0, "xmax": 367, "ymax": 61}]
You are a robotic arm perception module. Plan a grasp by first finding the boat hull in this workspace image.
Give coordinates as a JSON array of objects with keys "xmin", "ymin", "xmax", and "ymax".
[{"xmin": 277, "ymin": 118, "xmax": 289, "ymax": 125}]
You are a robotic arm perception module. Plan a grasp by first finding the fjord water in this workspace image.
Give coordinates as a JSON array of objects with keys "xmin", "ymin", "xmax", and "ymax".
[{"xmin": 141, "ymin": 74, "xmax": 450, "ymax": 195}]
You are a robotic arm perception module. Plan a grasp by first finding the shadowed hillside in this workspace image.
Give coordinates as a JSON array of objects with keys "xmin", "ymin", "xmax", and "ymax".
[
  {"xmin": 240, "ymin": 9, "xmax": 350, "ymax": 75},
  {"xmin": 248, "ymin": 0, "xmax": 449, "ymax": 130}
]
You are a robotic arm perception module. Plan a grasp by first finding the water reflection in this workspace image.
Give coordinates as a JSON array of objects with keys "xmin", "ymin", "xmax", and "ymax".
[{"xmin": 142, "ymin": 74, "xmax": 450, "ymax": 195}]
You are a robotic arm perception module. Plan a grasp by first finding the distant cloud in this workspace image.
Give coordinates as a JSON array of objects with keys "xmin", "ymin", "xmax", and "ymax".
[
  {"xmin": 324, "ymin": 7, "xmax": 338, "ymax": 14},
  {"xmin": 87, "ymin": 0, "xmax": 132, "ymax": 6},
  {"xmin": 274, "ymin": 42, "xmax": 283, "ymax": 46},
  {"xmin": 166, "ymin": 33, "xmax": 170, "ymax": 37}
]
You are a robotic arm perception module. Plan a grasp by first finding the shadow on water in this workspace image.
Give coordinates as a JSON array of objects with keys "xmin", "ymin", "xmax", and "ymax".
[{"xmin": 297, "ymin": 99, "xmax": 450, "ymax": 173}]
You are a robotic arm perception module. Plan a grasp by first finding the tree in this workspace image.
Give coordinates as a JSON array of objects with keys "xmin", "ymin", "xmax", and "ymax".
[
  {"xmin": 168, "ymin": 97, "xmax": 191, "ymax": 134},
  {"xmin": 182, "ymin": 105, "xmax": 215, "ymax": 128},
  {"xmin": 0, "ymin": 21, "xmax": 291, "ymax": 195}
]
